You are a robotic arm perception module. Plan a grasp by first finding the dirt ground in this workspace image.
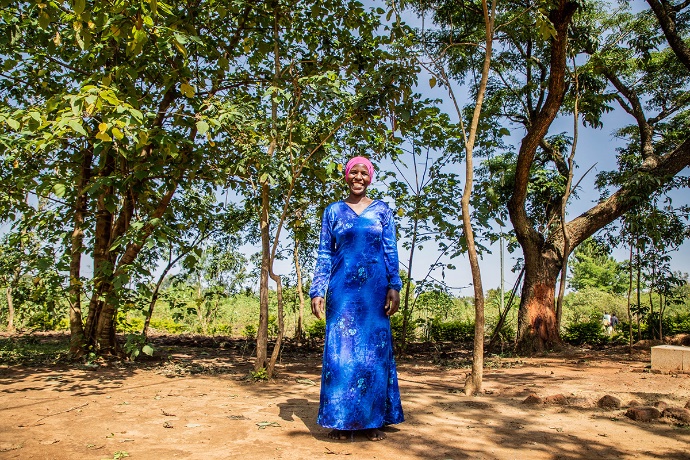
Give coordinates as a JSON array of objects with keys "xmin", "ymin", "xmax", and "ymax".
[{"xmin": 1, "ymin": 336, "xmax": 689, "ymax": 460}]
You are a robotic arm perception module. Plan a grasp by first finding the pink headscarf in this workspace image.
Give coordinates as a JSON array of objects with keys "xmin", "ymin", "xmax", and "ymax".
[{"xmin": 345, "ymin": 156, "xmax": 374, "ymax": 181}]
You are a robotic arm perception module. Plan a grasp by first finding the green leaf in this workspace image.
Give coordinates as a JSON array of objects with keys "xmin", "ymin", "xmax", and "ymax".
[
  {"xmin": 180, "ymin": 83, "xmax": 194, "ymax": 98},
  {"xmin": 196, "ymin": 120, "xmax": 209, "ymax": 134},
  {"xmin": 38, "ymin": 11, "xmax": 50, "ymax": 29},
  {"xmin": 142, "ymin": 345, "xmax": 154, "ymax": 356},
  {"xmin": 68, "ymin": 120, "xmax": 87, "ymax": 136},
  {"xmin": 6, "ymin": 118, "xmax": 20, "ymax": 130},
  {"xmin": 52, "ymin": 183, "xmax": 66, "ymax": 197},
  {"xmin": 429, "ymin": 77, "xmax": 437, "ymax": 88},
  {"xmin": 73, "ymin": 0, "xmax": 85, "ymax": 15}
]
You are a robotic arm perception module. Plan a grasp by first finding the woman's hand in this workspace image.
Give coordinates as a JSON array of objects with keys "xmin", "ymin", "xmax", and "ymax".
[
  {"xmin": 385, "ymin": 289, "xmax": 400, "ymax": 316},
  {"xmin": 311, "ymin": 297, "xmax": 325, "ymax": 319}
]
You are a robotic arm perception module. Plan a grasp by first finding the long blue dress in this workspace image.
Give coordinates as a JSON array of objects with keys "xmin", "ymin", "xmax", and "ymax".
[{"xmin": 309, "ymin": 199, "xmax": 405, "ymax": 430}]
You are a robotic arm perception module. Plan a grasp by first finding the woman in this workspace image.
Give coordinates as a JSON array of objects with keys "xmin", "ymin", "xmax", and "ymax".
[{"xmin": 310, "ymin": 156, "xmax": 404, "ymax": 441}]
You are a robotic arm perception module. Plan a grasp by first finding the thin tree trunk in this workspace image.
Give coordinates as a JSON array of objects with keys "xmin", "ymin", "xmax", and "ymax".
[
  {"xmin": 626, "ymin": 241, "xmax": 634, "ymax": 353},
  {"xmin": 267, "ymin": 271, "xmax": 284, "ymax": 377},
  {"xmin": 460, "ymin": 0, "xmax": 496, "ymax": 396},
  {"xmin": 256, "ymin": 4, "xmax": 282, "ymax": 375},
  {"xmin": 636, "ymin": 246, "xmax": 642, "ymax": 341},
  {"xmin": 6, "ymin": 286, "xmax": 14, "ymax": 333},
  {"xmin": 68, "ymin": 147, "xmax": 92, "ymax": 356},
  {"xmin": 659, "ymin": 293, "xmax": 663, "ymax": 341},
  {"xmin": 293, "ymin": 241, "xmax": 305, "ymax": 341},
  {"xmin": 85, "ymin": 147, "xmax": 116, "ymax": 353},
  {"xmin": 256, "ymin": 180, "xmax": 271, "ymax": 372},
  {"xmin": 401, "ymin": 217, "xmax": 418, "ymax": 349},
  {"xmin": 648, "ymin": 264, "xmax": 655, "ymax": 339},
  {"xmin": 556, "ymin": 60, "xmax": 580, "ymax": 331}
]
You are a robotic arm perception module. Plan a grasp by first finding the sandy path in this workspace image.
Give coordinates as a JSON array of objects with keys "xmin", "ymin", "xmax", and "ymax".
[{"xmin": 1, "ymin": 348, "xmax": 689, "ymax": 460}]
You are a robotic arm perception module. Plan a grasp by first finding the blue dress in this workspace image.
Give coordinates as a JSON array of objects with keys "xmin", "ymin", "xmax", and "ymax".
[{"xmin": 309, "ymin": 200, "xmax": 405, "ymax": 430}]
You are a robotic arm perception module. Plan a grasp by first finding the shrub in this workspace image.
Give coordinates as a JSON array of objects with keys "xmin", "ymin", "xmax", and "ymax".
[
  {"xmin": 390, "ymin": 315, "xmax": 418, "ymax": 343},
  {"xmin": 428, "ymin": 319, "xmax": 475, "ymax": 342},
  {"xmin": 210, "ymin": 323, "xmax": 233, "ymax": 335},
  {"xmin": 243, "ymin": 324, "xmax": 257, "ymax": 340},
  {"xmin": 665, "ymin": 312, "xmax": 690, "ymax": 335},
  {"xmin": 563, "ymin": 319, "xmax": 608, "ymax": 345},
  {"xmin": 149, "ymin": 318, "xmax": 188, "ymax": 334},
  {"xmin": 305, "ymin": 319, "xmax": 326, "ymax": 340},
  {"xmin": 26, "ymin": 312, "xmax": 65, "ymax": 331}
]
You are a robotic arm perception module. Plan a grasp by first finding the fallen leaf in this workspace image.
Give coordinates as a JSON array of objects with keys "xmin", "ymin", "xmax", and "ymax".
[
  {"xmin": 256, "ymin": 421, "xmax": 281, "ymax": 429},
  {"xmin": 296, "ymin": 378, "xmax": 316, "ymax": 386}
]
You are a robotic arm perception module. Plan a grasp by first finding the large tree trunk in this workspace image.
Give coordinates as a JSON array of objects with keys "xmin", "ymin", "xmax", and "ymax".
[
  {"xmin": 516, "ymin": 246, "xmax": 562, "ymax": 352},
  {"xmin": 84, "ymin": 148, "xmax": 117, "ymax": 354}
]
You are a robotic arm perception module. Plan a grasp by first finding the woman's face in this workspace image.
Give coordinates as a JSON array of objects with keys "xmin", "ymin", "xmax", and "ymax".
[{"xmin": 345, "ymin": 163, "xmax": 371, "ymax": 196}]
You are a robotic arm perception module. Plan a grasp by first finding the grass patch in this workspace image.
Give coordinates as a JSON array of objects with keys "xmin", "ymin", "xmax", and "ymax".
[{"xmin": 0, "ymin": 334, "xmax": 70, "ymax": 365}]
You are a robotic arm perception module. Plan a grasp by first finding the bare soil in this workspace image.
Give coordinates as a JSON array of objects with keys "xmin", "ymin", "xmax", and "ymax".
[{"xmin": 1, "ymin": 334, "xmax": 689, "ymax": 460}]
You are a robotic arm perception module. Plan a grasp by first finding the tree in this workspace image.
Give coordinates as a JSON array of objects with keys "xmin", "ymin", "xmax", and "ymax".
[
  {"xmin": 1, "ymin": 1, "xmax": 268, "ymax": 355},
  {"xmin": 400, "ymin": 0, "xmax": 498, "ymax": 393},
  {"xmin": 568, "ymin": 238, "xmax": 627, "ymax": 294},
  {"xmin": 382, "ymin": 101, "xmax": 464, "ymax": 349},
  {"xmin": 217, "ymin": 0, "xmax": 418, "ymax": 377},
  {"xmin": 486, "ymin": 0, "xmax": 690, "ymax": 351}
]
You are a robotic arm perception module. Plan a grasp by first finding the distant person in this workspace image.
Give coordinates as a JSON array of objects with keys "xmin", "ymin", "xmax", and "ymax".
[
  {"xmin": 602, "ymin": 312, "xmax": 612, "ymax": 335},
  {"xmin": 310, "ymin": 156, "xmax": 404, "ymax": 441},
  {"xmin": 611, "ymin": 313, "xmax": 619, "ymax": 331}
]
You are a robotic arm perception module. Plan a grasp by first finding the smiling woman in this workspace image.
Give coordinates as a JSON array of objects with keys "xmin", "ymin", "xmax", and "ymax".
[{"xmin": 309, "ymin": 156, "xmax": 404, "ymax": 442}]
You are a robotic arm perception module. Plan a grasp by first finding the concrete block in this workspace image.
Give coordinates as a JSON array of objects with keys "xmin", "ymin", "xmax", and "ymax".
[{"xmin": 651, "ymin": 345, "xmax": 690, "ymax": 373}]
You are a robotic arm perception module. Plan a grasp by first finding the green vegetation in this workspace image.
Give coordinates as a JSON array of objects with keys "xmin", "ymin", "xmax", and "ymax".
[{"xmin": 0, "ymin": 0, "xmax": 688, "ymax": 362}]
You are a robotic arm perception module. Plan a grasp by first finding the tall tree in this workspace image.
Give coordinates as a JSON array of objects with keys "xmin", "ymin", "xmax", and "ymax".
[
  {"xmin": 1, "ymin": 0, "xmax": 265, "ymax": 355},
  {"xmin": 218, "ymin": 1, "xmax": 418, "ymax": 376}
]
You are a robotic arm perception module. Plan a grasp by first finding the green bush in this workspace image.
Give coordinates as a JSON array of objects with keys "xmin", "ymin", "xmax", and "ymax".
[
  {"xmin": 243, "ymin": 324, "xmax": 257, "ymax": 340},
  {"xmin": 428, "ymin": 319, "xmax": 475, "ymax": 342},
  {"xmin": 26, "ymin": 312, "xmax": 65, "ymax": 331},
  {"xmin": 117, "ymin": 316, "xmax": 144, "ymax": 333},
  {"xmin": 665, "ymin": 312, "xmax": 690, "ymax": 335},
  {"xmin": 305, "ymin": 319, "xmax": 326, "ymax": 340},
  {"xmin": 149, "ymin": 318, "xmax": 188, "ymax": 334},
  {"xmin": 210, "ymin": 322, "xmax": 233, "ymax": 335},
  {"xmin": 563, "ymin": 320, "xmax": 608, "ymax": 345},
  {"xmin": 390, "ymin": 315, "xmax": 418, "ymax": 343}
]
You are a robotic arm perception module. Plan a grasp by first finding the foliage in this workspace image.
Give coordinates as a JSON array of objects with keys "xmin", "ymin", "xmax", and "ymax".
[
  {"xmin": 569, "ymin": 238, "xmax": 628, "ymax": 295},
  {"xmin": 305, "ymin": 319, "xmax": 326, "ymax": 340},
  {"xmin": 562, "ymin": 287, "xmax": 627, "ymax": 325},
  {"xmin": 391, "ymin": 314, "xmax": 419, "ymax": 343},
  {"xmin": 426, "ymin": 318, "xmax": 475, "ymax": 342},
  {"xmin": 242, "ymin": 324, "xmax": 257, "ymax": 340},
  {"xmin": 122, "ymin": 333, "xmax": 153, "ymax": 361},
  {"xmin": 562, "ymin": 319, "xmax": 608, "ymax": 346},
  {"xmin": 665, "ymin": 312, "xmax": 690, "ymax": 335}
]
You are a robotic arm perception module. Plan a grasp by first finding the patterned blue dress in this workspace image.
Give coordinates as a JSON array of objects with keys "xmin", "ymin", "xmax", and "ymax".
[{"xmin": 309, "ymin": 200, "xmax": 405, "ymax": 430}]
